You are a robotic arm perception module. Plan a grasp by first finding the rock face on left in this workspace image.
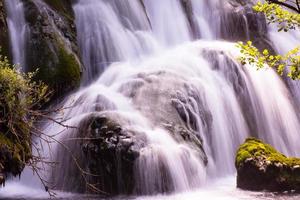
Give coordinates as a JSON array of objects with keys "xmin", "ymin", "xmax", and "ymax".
[
  {"xmin": 236, "ymin": 138, "xmax": 300, "ymax": 192},
  {"xmin": 23, "ymin": 0, "xmax": 82, "ymax": 98},
  {"xmin": 0, "ymin": 0, "xmax": 9, "ymax": 58}
]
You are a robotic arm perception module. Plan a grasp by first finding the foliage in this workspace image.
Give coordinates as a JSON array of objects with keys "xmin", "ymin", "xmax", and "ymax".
[
  {"xmin": 0, "ymin": 53, "xmax": 50, "ymax": 183},
  {"xmin": 254, "ymin": 1, "xmax": 300, "ymax": 32},
  {"xmin": 237, "ymin": 41, "xmax": 300, "ymax": 79},
  {"xmin": 238, "ymin": 1, "xmax": 300, "ymax": 79}
]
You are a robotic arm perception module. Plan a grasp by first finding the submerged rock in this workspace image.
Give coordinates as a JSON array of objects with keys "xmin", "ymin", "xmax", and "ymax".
[{"xmin": 235, "ymin": 138, "xmax": 300, "ymax": 192}]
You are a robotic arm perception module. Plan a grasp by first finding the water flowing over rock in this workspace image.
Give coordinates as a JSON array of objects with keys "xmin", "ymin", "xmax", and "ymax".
[
  {"xmin": 37, "ymin": 0, "xmax": 300, "ymax": 195},
  {"xmin": 1, "ymin": 0, "xmax": 300, "ymax": 198},
  {"xmin": 4, "ymin": 0, "xmax": 28, "ymax": 70},
  {"xmin": 2, "ymin": 0, "xmax": 82, "ymax": 97}
]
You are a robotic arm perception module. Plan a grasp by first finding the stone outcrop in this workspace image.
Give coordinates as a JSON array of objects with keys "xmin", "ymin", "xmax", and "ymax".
[
  {"xmin": 236, "ymin": 138, "xmax": 300, "ymax": 192},
  {"xmin": 23, "ymin": 0, "xmax": 82, "ymax": 98},
  {"xmin": 49, "ymin": 113, "xmax": 147, "ymax": 194},
  {"xmin": 221, "ymin": 0, "xmax": 274, "ymax": 52}
]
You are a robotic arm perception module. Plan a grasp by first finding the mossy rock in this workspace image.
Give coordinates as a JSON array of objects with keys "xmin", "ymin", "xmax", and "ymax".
[
  {"xmin": 0, "ymin": 133, "xmax": 31, "ymax": 186},
  {"xmin": 23, "ymin": 0, "xmax": 82, "ymax": 98},
  {"xmin": 34, "ymin": 44, "xmax": 81, "ymax": 98},
  {"xmin": 236, "ymin": 137, "xmax": 300, "ymax": 192}
]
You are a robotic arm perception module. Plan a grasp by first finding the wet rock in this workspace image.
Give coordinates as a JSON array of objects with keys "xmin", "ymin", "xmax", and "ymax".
[
  {"xmin": 0, "ymin": 135, "xmax": 28, "ymax": 186},
  {"xmin": 23, "ymin": 0, "xmax": 82, "ymax": 98},
  {"xmin": 236, "ymin": 138, "xmax": 300, "ymax": 192},
  {"xmin": 81, "ymin": 116, "xmax": 143, "ymax": 194},
  {"xmin": 221, "ymin": 0, "xmax": 275, "ymax": 52},
  {"xmin": 51, "ymin": 113, "xmax": 146, "ymax": 194},
  {"xmin": 120, "ymin": 71, "xmax": 209, "ymax": 162}
]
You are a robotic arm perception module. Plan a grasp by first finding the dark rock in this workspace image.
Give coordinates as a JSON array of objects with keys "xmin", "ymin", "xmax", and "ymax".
[
  {"xmin": 0, "ymin": 133, "xmax": 29, "ymax": 186},
  {"xmin": 0, "ymin": 0, "xmax": 10, "ymax": 59},
  {"xmin": 50, "ymin": 113, "xmax": 146, "ymax": 194},
  {"xmin": 220, "ymin": 0, "xmax": 275, "ymax": 52},
  {"xmin": 236, "ymin": 138, "xmax": 300, "ymax": 192},
  {"xmin": 23, "ymin": 0, "xmax": 82, "ymax": 99}
]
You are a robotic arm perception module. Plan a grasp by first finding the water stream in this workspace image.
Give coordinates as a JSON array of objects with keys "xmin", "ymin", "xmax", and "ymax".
[
  {"xmin": 4, "ymin": 0, "xmax": 28, "ymax": 71},
  {"xmin": 1, "ymin": 0, "xmax": 300, "ymax": 199}
]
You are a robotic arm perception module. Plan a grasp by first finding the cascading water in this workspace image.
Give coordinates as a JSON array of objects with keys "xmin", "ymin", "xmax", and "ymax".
[
  {"xmin": 1, "ymin": 0, "xmax": 300, "ymax": 199},
  {"xmin": 4, "ymin": 0, "xmax": 28, "ymax": 71}
]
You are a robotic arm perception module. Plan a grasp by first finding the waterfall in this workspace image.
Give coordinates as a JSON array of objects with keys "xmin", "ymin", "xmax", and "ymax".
[
  {"xmin": 36, "ymin": 0, "xmax": 300, "ymax": 195},
  {"xmin": 4, "ymin": 0, "xmax": 28, "ymax": 71},
  {"xmin": 1, "ymin": 0, "xmax": 300, "ymax": 198}
]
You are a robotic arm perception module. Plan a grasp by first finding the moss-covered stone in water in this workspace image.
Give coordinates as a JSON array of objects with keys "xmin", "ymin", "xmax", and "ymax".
[{"xmin": 236, "ymin": 137, "xmax": 300, "ymax": 192}]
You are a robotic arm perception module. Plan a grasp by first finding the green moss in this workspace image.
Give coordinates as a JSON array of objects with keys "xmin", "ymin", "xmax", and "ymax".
[
  {"xmin": 0, "ymin": 132, "xmax": 28, "ymax": 176},
  {"xmin": 55, "ymin": 47, "xmax": 81, "ymax": 88},
  {"xmin": 43, "ymin": 0, "xmax": 74, "ymax": 20},
  {"xmin": 34, "ymin": 44, "xmax": 81, "ymax": 97},
  {"xmin": 236, "ymin": 137, "xmax": 300, "ymax": 168},
  {"xmin": 0, "ymin": 133, "xmax": 13, "ymax": 148},
  {"xmin": 0, "ymin": 56, "xmax": 46, "ymax": 181}
]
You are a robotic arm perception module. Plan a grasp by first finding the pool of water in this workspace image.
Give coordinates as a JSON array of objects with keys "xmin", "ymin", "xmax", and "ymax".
[{"xmin": 1, "ymin": 176, "xmax": 300, "ymax": 200}]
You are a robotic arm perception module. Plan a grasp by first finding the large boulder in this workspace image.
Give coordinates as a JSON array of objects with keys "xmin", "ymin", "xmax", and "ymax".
[
  {"xmin": 236, "ymin": 138, "xmax": 300, "ymax": 192},
  {"xmin": 48, "ymin": 71, "xmax": 208, "ymax": 195},
  {"xmin": 23, "ymin": 0, "xmax": 82, "ymax": 98},
  {"xmin": 49, "ymin": 113, "xmax": 147, "ymax": 194}
]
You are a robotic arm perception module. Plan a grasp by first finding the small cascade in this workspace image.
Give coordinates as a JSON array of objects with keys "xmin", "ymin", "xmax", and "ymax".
[
  {"xmin": 39, "ymin": 0, "xmax": 300, "ymax": 195},
  {"xmin": 268, "ymin": 26, "xmax": 300, "ymax": 109},
  {"xmin": 41, "ymin": 40, "xmax": 300, "ymax": 194},
  {"xmin": 74, "ymin": 0, "xmax": 159, "ymax": 84},
  {"xmin": 4, "ymin": 0, "xmax": 28, "ymax": 71}
]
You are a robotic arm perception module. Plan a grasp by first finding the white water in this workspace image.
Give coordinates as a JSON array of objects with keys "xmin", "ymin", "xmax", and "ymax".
[
  {"xmin": 1, "ymin": 0, "xmax": 300, "ymax": 199},
  {"xmin": 4, "ymin": 0, "xmax": 28, "ymax": 71}
]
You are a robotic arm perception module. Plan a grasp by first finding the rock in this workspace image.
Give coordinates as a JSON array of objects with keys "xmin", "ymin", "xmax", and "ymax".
[
  {"xmin": 0, "ymin": 0, "xmax": 10, "ymax": 58},
  {"xmin": 221, "ymin": 0, "xmax": 275, "ymax": 52},
  {"xmin": 0, "ymin": 133, "xmax": 29, "ymax": 186},
  {"xmin": 23, "ymin": 0, "xmax": 82, "ymax": 98},
  {"xmin": 50, "ymin": 113, "xmax": 146, "ymax": 194},
  {"xmin": 235, "ymin": 138, "xmax": 300, "ymax": 192}
]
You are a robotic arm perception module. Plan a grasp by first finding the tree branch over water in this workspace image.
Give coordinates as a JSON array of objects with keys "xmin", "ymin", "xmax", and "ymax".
[{"xmin": 267, "ymin": 0, "xmax": 300, "ymax": 13}]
